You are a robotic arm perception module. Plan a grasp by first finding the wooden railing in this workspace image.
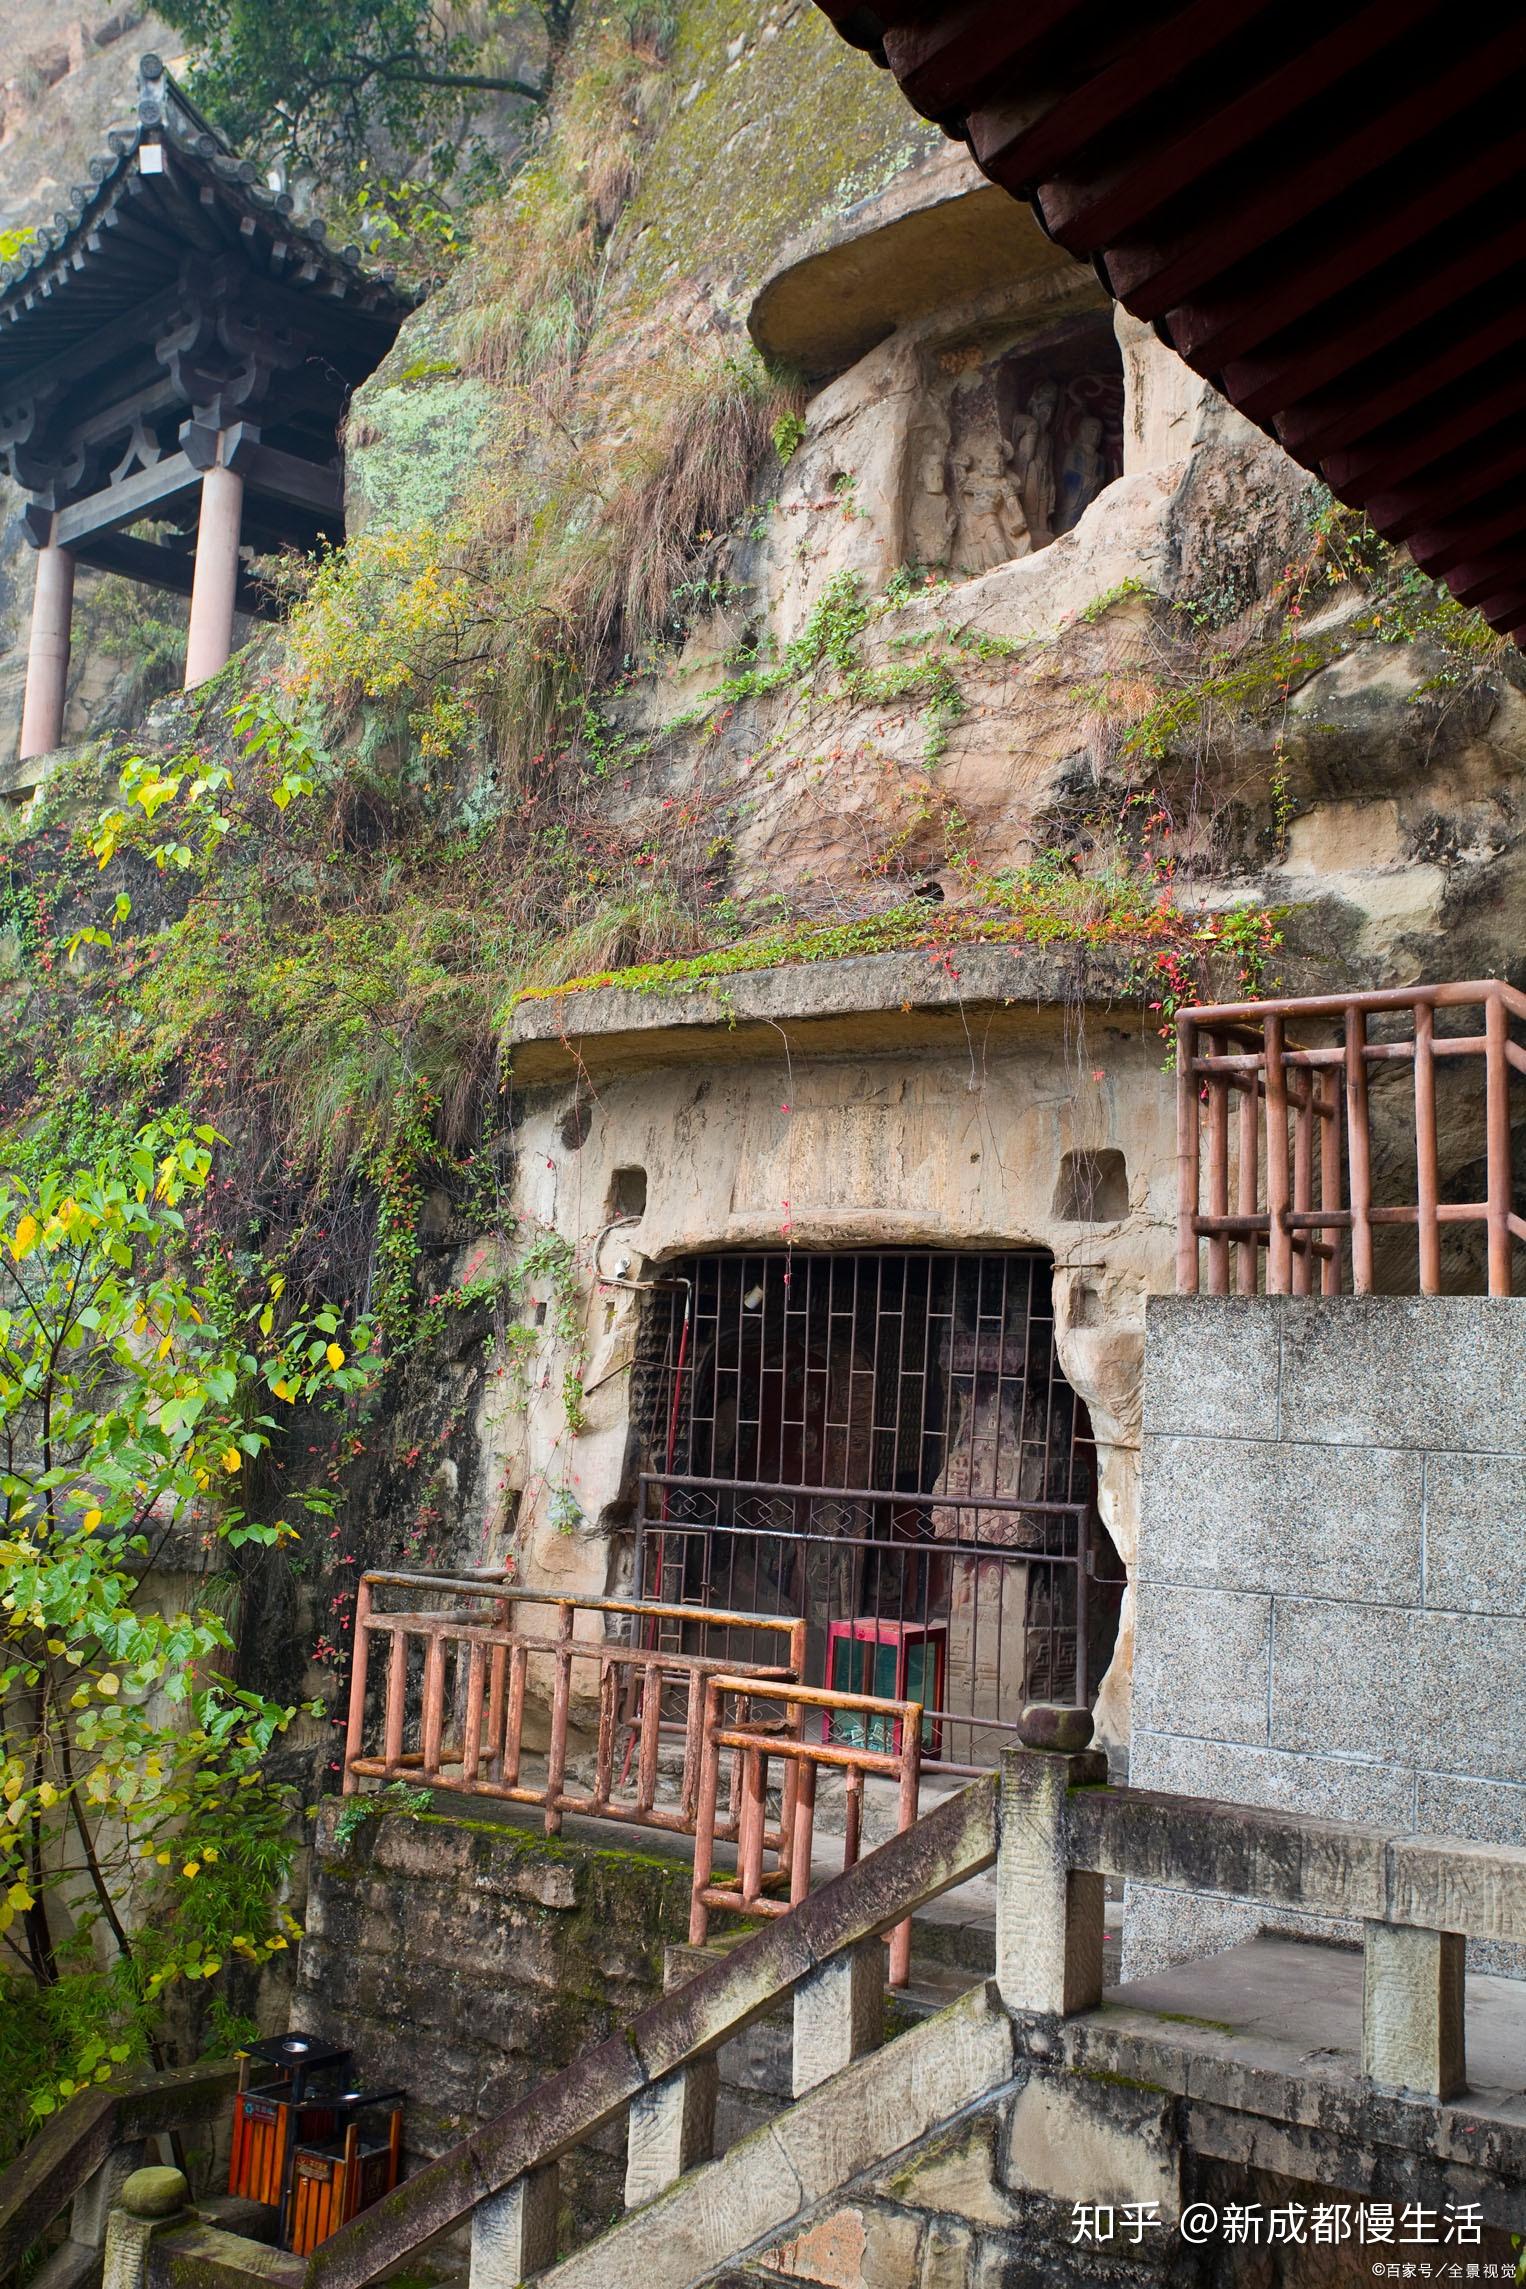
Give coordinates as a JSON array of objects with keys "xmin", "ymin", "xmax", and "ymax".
[
  {"xmin": 1176, "ymin": 979, "xmax": 1526, "ymax": 1296},
  {"xmin": 0, "ymin": 2058, "xmax": 239, "ymax": 2289},
  {"xmin": 687, "ymin": 1675, "xmax": 923, "ymax": 1987},
  {"xmin": 343, "ymin": 1578, "xmax": 940, "ymax": 1966},
  {"xmin": 343, "ymin": 1575, "xmax": 805, "ymax": 1839}
]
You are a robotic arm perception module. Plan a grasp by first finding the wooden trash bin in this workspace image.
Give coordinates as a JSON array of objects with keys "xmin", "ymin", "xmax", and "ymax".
[
  {"xmin": 228, "ymin": 2034, "xmax": 353, "ymax": 2211},
  {"xmin": 287, "ymin": 2096, "xmax": 405, "ymax": 2256}
]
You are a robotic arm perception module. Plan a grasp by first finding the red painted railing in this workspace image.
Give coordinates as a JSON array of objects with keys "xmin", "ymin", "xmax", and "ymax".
[{"xmin": 1176, "ymin": 981, "xmax": 1526, "ymax": 1296}]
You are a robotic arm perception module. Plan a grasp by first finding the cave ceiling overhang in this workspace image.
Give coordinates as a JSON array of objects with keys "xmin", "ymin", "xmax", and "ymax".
[
  {"xmin": 811, "ymin": 2, "xmax": 1526, "ymax": 643},
  {"xmin": 0, "ymin": 54, "xmax": 418, "ymax": 611},
  {"xmin": 749, "ymin": 146, "xmax": 1086, "ymax": 379},
  {"xmin": 505, "ymin": 944, "xmax": 1145, "ymax": 1085}
]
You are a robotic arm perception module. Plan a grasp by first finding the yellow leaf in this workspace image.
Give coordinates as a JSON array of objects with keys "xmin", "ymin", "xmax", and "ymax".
[
  {"xmin": 156, "ymin": 1334, "xmax": 173, "ymax": 1361},
  {"xmin": 9, "ymin": 1214, "xmax": 37, "ymax": 1261},
  {"xmin": 82, "ymin": 1509, "xmax": 102, "ymax": 1533},
  {"xmin": 155, "ymin": 1852, "xmax": 171, "ymax": 1867},
  {"xmin": 325, "ymin": 1342, "xmax": 346, "ymax": 1370},
  {"xmin": 221, "ymin": 1448, "xmax": 242, "ymax": 1473},
  {"xmin": 201, "ymin": 1845, "xmax": 219, "ymax": 1862},
  {"xmin": 271, "ymin": 1378, "xmax": 297, "ymax": 1403},
  {"xmin": 182, "ymin": 1861, "xmax": 200, "ymax": 1880},
  {"xmin": 37, "ymin": 1782, "xmax": 57, "ymax": 1808},
  {"xmin": 7, "ymin": 1881, "xmax": 33, "ymax": 1912},
  {"xmin": 96, "ymin": 1675, "xmax": 119, "ymax": 1697}
]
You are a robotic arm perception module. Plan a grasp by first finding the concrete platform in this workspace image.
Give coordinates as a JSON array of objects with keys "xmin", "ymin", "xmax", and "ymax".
[{"xmin": 1105, "ymin": 1933, "xmax": 1526, "ymax": 2117}]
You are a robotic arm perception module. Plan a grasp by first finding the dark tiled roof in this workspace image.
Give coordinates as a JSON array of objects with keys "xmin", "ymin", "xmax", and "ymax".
[
  {"xmin": 0, "ymin": 54, "xmax": 416, "ymax": 387},
  {"xmin": 813, "ymin": 2, "xmax": 1526, "ymax": 642}
]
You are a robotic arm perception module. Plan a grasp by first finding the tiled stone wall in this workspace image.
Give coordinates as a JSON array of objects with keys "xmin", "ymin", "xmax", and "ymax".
[{"xmin": 1126, "ymin": 1295, "xmax": 1526, "ymax": 1979}]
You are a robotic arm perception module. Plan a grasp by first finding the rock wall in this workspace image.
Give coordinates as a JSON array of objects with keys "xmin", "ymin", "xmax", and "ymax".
[
  {"xmin": 1129, "ymin": 1295, "xmax": 1526, "ymax": 1980},
  {"xmin": 494, "ymin": 949, "xmax": 1172, "ymax": 1752},
  {"xmin": 332, "ymin": 25, "xmax": 1526, "ymax": 1752},
  {"xmin": 294, "ymin": 1798, "xmax": 695, "ymax": 2235}
]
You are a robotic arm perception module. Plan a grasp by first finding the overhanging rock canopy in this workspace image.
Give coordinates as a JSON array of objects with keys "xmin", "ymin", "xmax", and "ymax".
[
  {"xmin": 812, "ymin": 3, "xmax": 1526, "ymax": 641},
  {"xmin": 0, "ymin": 54, "xmax": 416, "ymax": 754}
]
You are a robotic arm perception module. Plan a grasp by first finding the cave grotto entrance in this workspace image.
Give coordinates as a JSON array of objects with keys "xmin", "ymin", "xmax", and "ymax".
[{"xmin": 632, "ymin": 1247, "xmax": 1123, "ymax": 1769}]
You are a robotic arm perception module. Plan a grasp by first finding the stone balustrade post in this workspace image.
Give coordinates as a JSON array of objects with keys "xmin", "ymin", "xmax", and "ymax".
[
  {"xmin": 101, "ymin": 2167, "xmax": 189, "ymax": 2289},
  {"xmin": 996, "ymin": 1733, "xmax": 1108, "ymax": 2018},
  {"xmin": 792, "ymin": 1936, "xmax": 885, "ymax": 2097},
  {"xmin": 624, "ymin": 2059, "xmax": 717, "ymax": 2208},
  {"xmin": 1362, "ymin": 1921, "xmax": 1466, "ymax": 2101},
  {"xmin": 469, "ymin": 2164, "xmax": 560, "ymax": 2287}
]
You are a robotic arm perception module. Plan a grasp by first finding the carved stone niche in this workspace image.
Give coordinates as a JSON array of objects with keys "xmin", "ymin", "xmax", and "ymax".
[{"xmin": 914, "ymin": 309, "xmax": 1125, "ymax": 579}]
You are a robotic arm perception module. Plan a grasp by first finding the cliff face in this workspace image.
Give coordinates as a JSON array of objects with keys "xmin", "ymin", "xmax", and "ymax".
[
  {"xmin": 2, "ymin": 0, "xmax": 1523, "ymax": 1770},
  {"xmin": 343, "ymin": 2, "xmax": 1525, "ymax": 1003},
  {"xmin": 323, "ymin": 0, "xmax": 1525, "ymax": 1745}
]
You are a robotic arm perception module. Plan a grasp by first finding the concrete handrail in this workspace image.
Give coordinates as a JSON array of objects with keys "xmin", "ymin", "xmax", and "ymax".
[
  {"xmin": 87, "ymin": 1750, "xmax": 1526, "ymax": 2289},
  {"xmin": 997, "ymin": 1750, "xmax": 1520, "ymax": 2108},
  {"xmin": 300, "ymin": 1771, "xmax": 999, "ymax": 2289},
  {"xmin": 0, "ymin": 2059, "xmax": 240, "ymax": 2285},
  {"xmin": 1066, "ymin": 1783, "xmax": 1526, "ymax": 1943}
]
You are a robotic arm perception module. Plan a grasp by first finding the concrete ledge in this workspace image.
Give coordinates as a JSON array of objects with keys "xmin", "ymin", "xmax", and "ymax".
[
  {"xmin": 1057, "ymin": 1937, "xmax": 1526, "ymax": 2230},
  {"xmin": 148, "ymin": 2224, "xmax": 304, "ymax": 2289},
  {"xmin": 505, "ymin": 944, "xmax": 1142, "ymax": 1083},
  {"xmin": 748, "ymin": 145, "xmax": 1081, "ymax": 376},
  {"xmin": 1070, "ymin": 1786, "xmax": 1526, "ymax": 1944}
]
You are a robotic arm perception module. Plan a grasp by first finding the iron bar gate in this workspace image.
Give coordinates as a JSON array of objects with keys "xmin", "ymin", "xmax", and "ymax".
[{"xmin": 631, "ymin": 1249, "xmax": 1115, "ymax": 1767}]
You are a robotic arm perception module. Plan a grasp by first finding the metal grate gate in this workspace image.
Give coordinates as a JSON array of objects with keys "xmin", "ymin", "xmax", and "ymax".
[{"xmin": 632, "ymin": 1250, "xmax": 1118, "ymax": 1768}]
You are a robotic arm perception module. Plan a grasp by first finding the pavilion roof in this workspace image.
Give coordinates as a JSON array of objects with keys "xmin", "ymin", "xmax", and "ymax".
[
  {"xmin": 812, "ymin": 3, "xmax": 1526, "ymax": 643},
  {"xmin": 0, "ymin": 54, "xmax": 415, "ymax": 394}
]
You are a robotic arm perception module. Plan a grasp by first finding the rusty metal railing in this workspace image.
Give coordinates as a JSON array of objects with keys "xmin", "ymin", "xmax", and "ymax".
[
  {"xmin": 635, "ymin": 1474, "xmax": 1091, "ymax": 1768},
  {"xmin": 1176, "ymin": 980, "xmax": 1526, "ymax": 1296},
  {"xmin": 342, "ymin": 1574, "xmax": 805, "ymax": 1841},
  {"xmin": 687, "ymin": 1674, "xmax": 923, "ymax": 1988}
]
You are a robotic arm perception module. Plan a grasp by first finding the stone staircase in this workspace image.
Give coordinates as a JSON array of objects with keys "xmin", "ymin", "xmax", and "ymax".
[{"xmin": 14, "ymin": 1748, "xmax": 1526, "ymax": 2289}]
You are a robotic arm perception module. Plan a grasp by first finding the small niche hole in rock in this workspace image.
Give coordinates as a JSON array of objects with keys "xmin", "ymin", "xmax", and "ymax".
[
  {"xmin": 609, "ymin": 1166, "xmax": 648, "ymax": 1218},
  {"xmin": 1054, "ymin": 1148, "xmax": 1129, "ymax": 1223},
  {"xmin": 559, "ymin": 1099, "xmax": 593, "ymax": 1151}
]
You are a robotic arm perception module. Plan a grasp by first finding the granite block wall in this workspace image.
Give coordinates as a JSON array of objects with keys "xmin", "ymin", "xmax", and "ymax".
[{"xmin": 1125, "ymin": 1295, "xmax": 1526, "ymax": 1980}]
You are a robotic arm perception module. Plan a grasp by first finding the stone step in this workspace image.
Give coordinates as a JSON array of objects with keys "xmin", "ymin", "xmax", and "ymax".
[
  {"xmin": 28, "ymin": 2238, "xmax": 98, "ymax": 2289},
  {"xmin": 535, "ymin": 1981, "xmax": 1014, "ymax": 2289}
]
